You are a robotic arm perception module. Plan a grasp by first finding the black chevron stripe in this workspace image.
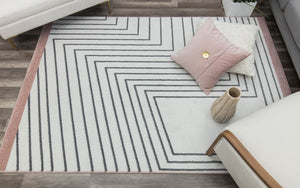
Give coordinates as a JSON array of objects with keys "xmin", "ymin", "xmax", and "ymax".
[{"xmin": 10, "ymin": 16, "xmax": 283, "ymax": 172}]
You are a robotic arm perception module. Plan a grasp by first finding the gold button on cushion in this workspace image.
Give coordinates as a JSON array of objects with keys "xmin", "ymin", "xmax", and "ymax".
[{"xmin": 202, "ymin": 51, "xmax": 209, "ymax": 59}]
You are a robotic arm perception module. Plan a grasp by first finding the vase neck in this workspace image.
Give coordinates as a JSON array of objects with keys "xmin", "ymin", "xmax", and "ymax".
[{"xmin": 226, "ymin": 87, "xmax": 241, "ymax": 100}]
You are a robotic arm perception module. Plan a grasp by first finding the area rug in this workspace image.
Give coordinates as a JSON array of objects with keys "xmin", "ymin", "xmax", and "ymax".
[{"xmin": 0, "ymin": 16, "xmax": 290, "ymax": 172}]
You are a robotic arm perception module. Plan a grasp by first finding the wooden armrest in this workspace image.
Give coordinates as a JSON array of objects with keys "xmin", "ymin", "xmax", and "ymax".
[{"xmin": 207, "ymin": 130, "xmax": 281, "ymax": 188}]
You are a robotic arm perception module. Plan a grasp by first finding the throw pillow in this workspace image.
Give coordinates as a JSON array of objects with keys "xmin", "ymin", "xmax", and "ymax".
[
  {"xmin": 197, "ymin": 19, "xmax": 258, "ymax": 76},
  {"xmin": 171, "ymin": 19, "xmax": 250, "ymax": 95}
]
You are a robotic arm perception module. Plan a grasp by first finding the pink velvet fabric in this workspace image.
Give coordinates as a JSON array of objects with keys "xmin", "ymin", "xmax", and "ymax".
[{"xmin": 171, "ymin": 19, "xmax": 250, "ymax": 95}]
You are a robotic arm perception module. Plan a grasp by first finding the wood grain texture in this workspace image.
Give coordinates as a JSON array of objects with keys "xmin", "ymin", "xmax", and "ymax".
[
  {"xmin": 0, "ymin": 173, "xmax": 238, "ymax": 188},
  {"xmin": 0, "ymin": 50, "xmax": 34, "ymax": 60},
  {"xmin": 0, "ymin": 36, "xmax": 38, "ymax": 50},
  {"xmin": 0, "ymin": 0, "xmax": 298, "ymax": 186},
  {"xmin": 0, "ymin": 98, "xmax": 17, "ymax": 108},
  {"xmin": 178, "ymin": 0, "xmax": 222, "ymax": 8},
  {"xmin": 0, "ymin": 78, "xmax": 24, "ymax": 87},
  {"xmin": 0, "ymin": 173, "xmax": 24, "ymax": 188},
  {"xmin": 207, "ymin": 130, "xmax": 282, "ymax": 188},
  {"xmin": 21, "ymin": 174, "xmax": 90, "ymax": 188},
  {"xmin": 0, "ymin": 60, "xmax": 30, "ymax": 69},
  {"xmin": 0, "ymin": 132, "xmax": 4, "ymax": 145},
  {"xmin": 89, "ymin": 173, "xmax": 237, "ymax": 188},
  {"xmin": 0, "ymin": 109, "xmax": 12, "ymax": 119},
  {"xmin": 0, "ymin": 119, "xmax": 8, "ymax": 131},
  {"xmin": 0, "ymin": 88, "xmax": 20, "ymax": 98},
  {"xmin": 0, "ymin": 68, "xmax": 27, "ymax": 78}
]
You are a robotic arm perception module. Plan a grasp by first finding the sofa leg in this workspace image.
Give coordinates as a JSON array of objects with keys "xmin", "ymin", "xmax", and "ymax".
[
  {"xmin": 7, "ymin": 38, "xmax": 18, "ymax": 50},
  {"xmin": 107, "ymin": 1, "xmax": 112, "ymax": 15}
]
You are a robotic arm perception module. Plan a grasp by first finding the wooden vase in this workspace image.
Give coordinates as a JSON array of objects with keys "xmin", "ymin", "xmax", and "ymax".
[{"xmin": 211, "ymin": 87, "xmax": 241, "ymax": 123}]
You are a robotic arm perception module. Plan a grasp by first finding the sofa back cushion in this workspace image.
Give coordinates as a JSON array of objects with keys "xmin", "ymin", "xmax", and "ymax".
[
  {"xmin": 284, "ymin": 0, "xmax": 300, "ymax": 49},
  {"xmin": 278, "ymin": 0, "xmax": 290, "ymax": 9}
]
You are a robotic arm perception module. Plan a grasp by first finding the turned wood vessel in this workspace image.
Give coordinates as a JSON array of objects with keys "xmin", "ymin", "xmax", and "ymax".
[{"xmin": 211, "ymin": 87, "xmax": 241, "ymax": 123}]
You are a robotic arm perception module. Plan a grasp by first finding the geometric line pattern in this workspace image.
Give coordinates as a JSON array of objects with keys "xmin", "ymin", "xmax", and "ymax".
[{"xmin": 6, "ymin": 16, "xmax": 283, "ymax": 172}]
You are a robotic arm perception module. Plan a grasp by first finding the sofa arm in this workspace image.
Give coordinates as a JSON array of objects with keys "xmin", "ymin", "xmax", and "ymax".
[{"xmin": 207, "ymin": 92, "xmax": 300, "ymax": 187}]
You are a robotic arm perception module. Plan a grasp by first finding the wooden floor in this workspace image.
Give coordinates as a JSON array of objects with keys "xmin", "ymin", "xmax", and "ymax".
[{"xmin": 0, "ymin": 0, "xmax": 299, "ymax": 187}]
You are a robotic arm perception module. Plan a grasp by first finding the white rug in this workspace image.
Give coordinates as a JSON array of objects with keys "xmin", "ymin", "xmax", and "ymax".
[{"xmin": 5, "ymin": 17, "xmax": 283, "ymax": 172}]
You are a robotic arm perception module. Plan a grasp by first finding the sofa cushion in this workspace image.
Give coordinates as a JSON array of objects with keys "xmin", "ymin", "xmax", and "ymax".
[
  {"xmin": 0, "ymin": 0, "xmax": 73, "ymax": 27},
  {"xmin": 284, "ymin": 0, "xmax": 300, "ymax": 49},
  {"xmin": 278, "ymin": 0, "xmax": 290, "ymax": 9},
  {"xmin": 225, "ymin": 92, "xmax": 300, "ymax": 187}
]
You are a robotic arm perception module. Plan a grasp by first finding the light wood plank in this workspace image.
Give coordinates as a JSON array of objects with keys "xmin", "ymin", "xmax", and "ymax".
[
  {"xmin": 0, "ymin": 98, "xmax": 17, "ymax": 108},
  {"xmin": 90, "ymin": 173, "xmax": 237, "ymax": 187},
  {"xmin": 0, "ymin": 61, "xmax": 30, "ymax": 69},
  {"xmin": 0, "ymin": 87, "xmax": 20, "ymax": 98},
  {"xmin": 0, "ymin": 131, "xmax": 4, "ymax": 146},
  {"xmin": 0, "ymin": 109, "xmax": 13, "ymax": 119},
  {"xmin": 0, "ymin": 50, "xmax": 34, "ymax": 60},
  {"xmin": 0, "ymin": 119, "xmax": 8, "ymax": 132},
  {"xmin": 21, "ymin": 174, "xmax": 90, "ymax": 188},
  {"xmin": 0, "ymin": 78, "xmax": 24, "ymax": 87},
  {"xmin": 0, "ymin": 173, "xmax": 24, "ymax": 188},
  {"xmin": 0, "ymin": 68, "xmax": 27, "ymax": 78},
  {"xmin": 178, "ymin": 0, "xmax": 222, "ymax": 8}
]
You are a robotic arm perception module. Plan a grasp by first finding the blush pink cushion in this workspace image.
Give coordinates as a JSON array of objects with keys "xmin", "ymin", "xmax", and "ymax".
[{"xmin": 171, "ymin": 19, "xmax": 250, "ymax": 95}]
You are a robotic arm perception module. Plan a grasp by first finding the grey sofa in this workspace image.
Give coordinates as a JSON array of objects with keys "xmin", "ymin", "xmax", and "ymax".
[{"xmin": 270, "ymin": 0, "xmax": 300, "ymax": 79}]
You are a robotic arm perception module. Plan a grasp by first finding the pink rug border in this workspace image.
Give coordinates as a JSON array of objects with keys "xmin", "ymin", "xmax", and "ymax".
[
  {"xmin": 0, "ymin": 24, "xmax": 52, "ymax": 171},
  {"xmin": 257, "ymin": 17, "xmax": 291, "ymax": 97},
  {"xmin": 0, "ymin": 17, "xmax": 292, "ymax": 172}
]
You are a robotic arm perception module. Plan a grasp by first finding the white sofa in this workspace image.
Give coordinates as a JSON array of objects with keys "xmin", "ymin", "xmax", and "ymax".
[
  {"xmin": 207, "ymin": 92, "xmax": 300, "ymax": 188},
  {"xmin": 0, "ymin": 0, "xmax": 110, "ymax": 40}
]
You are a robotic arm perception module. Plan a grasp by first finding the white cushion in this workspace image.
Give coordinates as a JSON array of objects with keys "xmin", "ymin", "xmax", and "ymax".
[
  {"xmin": 225, "ymin": 92, "xmax": 300, "ymax": 188},
  {"xmin": 197, "ymin": 19, "xmax": 258, "ymax": 76},
  {"xmin": 0, "ymin": 0, "xmax": 73, "ymax": 27},
  {"xmin": 0, "ymin": 0, "xmax": 108, "ymax": 39}
]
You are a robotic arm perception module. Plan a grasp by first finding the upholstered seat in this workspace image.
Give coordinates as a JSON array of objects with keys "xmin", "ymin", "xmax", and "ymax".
[
  {"xmin": 0, "ymin": 0, "xmax": 110, "ymax": 39},
  {"xmin": 0, "ymin": 0, "xmax": 72, "ymax": 27},
  {"xmin": 207, "ymin": 92, "xmax": 300, "ymax": 187}
]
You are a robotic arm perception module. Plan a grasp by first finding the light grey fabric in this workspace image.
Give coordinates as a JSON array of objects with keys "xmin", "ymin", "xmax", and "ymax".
[
  {"xmin": 284, "ymin": 0, "xmax": 300, "ymax": 49},
  {"xmin": 270, "ymin": 0, "xmax": 300, "ymax": 78},
  {"xmin": 278, "ymin": 0, "xmax": 290, "ymax": 9}
]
